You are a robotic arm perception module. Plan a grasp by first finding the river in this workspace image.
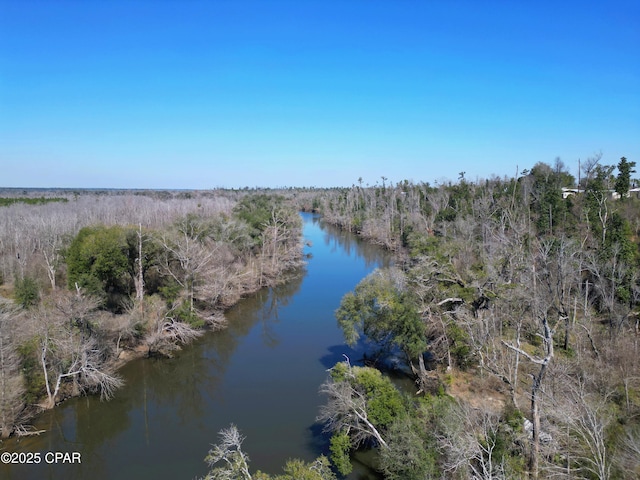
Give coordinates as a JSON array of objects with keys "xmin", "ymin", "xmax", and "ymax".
[{"xmin": 1, "ymin": 213, "xmax": 391, "ymax": 480}]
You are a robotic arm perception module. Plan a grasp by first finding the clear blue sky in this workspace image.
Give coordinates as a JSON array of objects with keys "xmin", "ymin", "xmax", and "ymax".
[{"xmin": 1, "ymin": 1, "xmax": 638, "ymax": 188}]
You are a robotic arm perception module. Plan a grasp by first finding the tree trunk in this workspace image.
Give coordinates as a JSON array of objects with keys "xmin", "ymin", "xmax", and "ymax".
[
  {"xmin": 135, "ymin": 223, "xmax": 144, "ymax": 304},
  {"xmin": 41, "ymin": 343, "xmax": 54, "ymax": 409},
  {"xmin": 529, "ymin": 317, "xmax": 553, "ymax": 479},
  {"xmin": 503, "ymin": 316, "xmax": 554, "ymax": 480}
]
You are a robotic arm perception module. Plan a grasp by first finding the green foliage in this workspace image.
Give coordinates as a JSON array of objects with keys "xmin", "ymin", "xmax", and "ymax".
[
  {"xmin": 172, "ymin": 300, "xmax": 205, "ymax": 328},
  {"xmin": 327, "ymin": 359, "xmax": 349, "ymax": 382},
  {"xmin": 615, "ymin": 156, "xmax": 636, "ymax": 200},
  {"xmin": 329, "ymin": 362, "xmax": 406, "ymax": 430},
  {"xmin": 233, "ymin": 194, "xmax": 285, "ymax": 240},
  {"xmin": 584, "ymin": 164, "xmax": 616, "ymax": 236},
  {"xmin": 598, "ymin": 212, "xmax": 638, "ymax": 306},
  {"xmin": 174, "ymin": 213, "xmax": 211, "ymax": 241},
  {"xmin": 208, "ymin": 215, "xmax": 254, "ymax": 253},
  {"xmin": 406, "ymin": 233, "xmax": 443, "ymax": 259},
  {"xmin": 418, "ymin": 391, "xmax": 456, "ymax": 422},
  {"xmin": 435, "ymin": 206, "xmax": 457, "ymax": 223},
  {"xmin": 334, "ymin": 292, "xmax": 360, "ymax": 345},
  {"xmin": 379, "ymin": 416, "xmax": 440, "ymax": 480},
  {"xmin": 377, "ymin": 392, "xmax": 456, "ymax": 479},
  {"xmin": 0, "ymin": 196, "xmax": 68, "ymax": 207},
  {"xmin": 204, "ymin": 425, "xmax": 335, "ymax": 480},
  {"xmin": 528, "ymin": 161, "xmax": 575, "ymax": 235},
  {"xmin": 158, "ymin": 279, "xmax": 182, "ymax": 306},
  {"xmin": 503, "ymin": 404, "xmax": 524, "ymax": 433},
  {"xmin": 13, "ymin": 276, "xmax": 40, "ymax": 309},
  {"xmin": 280, "ymin": 457, "xmax": 336, "ymax": 480},
  {"xmin": 17, "ymin": 339, "xmax": 45, "ymax": 405},
  {"xmin": 123, "ymin": 226, "xmax": 162, "ymax": 281},
  {"xmin": 329, "ymin": 431, "xmax": 352, "ymax": 476},
  {"xmin": 322, "ymin": 363, "xmax": 414, "ymax": 476},
  {"xmin": 66, "ymin": 225, "xmax": 131, "ymax": 302},
  {"xmin": 255, "ymin": 456, "xmax": 336, "ymax": 480},
  {"xmin": 309, "ymin": 175, "xmax": 640, "ymax": 478},
  {"xmin": 356, "ymin": 367, "xmax": 405, "ymax": 428},
  {"xmin": 336, "ymin": 268, "xmax": 426, "ymax": 359},
  {"xmin": 603, "ymin": 212, "xmax": 636, "ymax": 263},
  {"xmin": 64, "ymin": 222, "xmax": 165, "ymax": 310},
  {"xmin": 447, "ymin": 322, "xmax": 473, "ymax": 369}
]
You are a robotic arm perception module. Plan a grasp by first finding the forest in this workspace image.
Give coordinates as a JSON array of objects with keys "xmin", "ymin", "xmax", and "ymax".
[
  {"xmin": 0, "ymin": 189, "xmax": 303, "ymax": 435},
  {"xmin": 1, "ymin": 155, "xmax": 639, "ymax": 480},
  {"xmin": 202, "ymin": 156, "xmax": 640, "ymax": 479}
]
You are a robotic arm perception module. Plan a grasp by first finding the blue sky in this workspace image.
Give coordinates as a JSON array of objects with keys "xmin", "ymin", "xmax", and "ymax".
[{"xmin": 1, "ymin": 1, "xmax": 638, "ymax": 188}]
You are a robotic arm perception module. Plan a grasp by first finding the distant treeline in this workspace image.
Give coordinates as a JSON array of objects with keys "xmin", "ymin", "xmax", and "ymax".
[{"xmin": 0, "ymin": 197, "xmax": 68, "ymax": 207}]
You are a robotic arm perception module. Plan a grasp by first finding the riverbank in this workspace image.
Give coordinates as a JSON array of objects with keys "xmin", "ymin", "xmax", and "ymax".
[
  {"xmin": 3, "ymin": 251, "xmax": 306, "ymax": 435},
  {"xmin": 1, "ymin": 211, "xmax": 390, "ymax": 480},
  {"xmin": 0, "ymin": 192, "xmax": 305, "ymax": 440}
]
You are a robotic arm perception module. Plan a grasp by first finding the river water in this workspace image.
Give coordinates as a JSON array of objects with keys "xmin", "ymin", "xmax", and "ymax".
[{"xmin": 1, "ymin": 213, "xmax": 391, "ymax": 480}]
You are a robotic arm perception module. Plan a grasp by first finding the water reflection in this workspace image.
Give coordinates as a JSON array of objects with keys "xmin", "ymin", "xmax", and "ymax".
[
  {"xmin": 1, "ymin": 213, "xmax": 387, "ymax": 480},
  {"xmin": 309, "ymin": 215, "xmax": 389, "ymax": 272}
]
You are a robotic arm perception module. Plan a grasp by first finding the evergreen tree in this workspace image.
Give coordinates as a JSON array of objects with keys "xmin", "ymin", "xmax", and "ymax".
[
  {"xmin": 13, "ymin": 276, "xmax": 39, "ymax": 309},
  {"xmin": 615, "ymin": 156, "xmax": 636, "ymax": 200},
  {"xmin": 66, "ymin": 225, "xmax": 131, "ymax": 307}
]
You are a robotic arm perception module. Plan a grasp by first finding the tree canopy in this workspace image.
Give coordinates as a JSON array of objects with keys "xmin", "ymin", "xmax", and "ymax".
[
  {"xmin": 336, "ymin": 268, "xmax": 426, "ymax": 360},
  {"xmin": 66, "ymin": 225, "xmax": 131, "ymax": 303}
]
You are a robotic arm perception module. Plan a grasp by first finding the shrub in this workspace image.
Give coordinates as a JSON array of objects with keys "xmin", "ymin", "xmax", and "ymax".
[{"xmin": 14, "ymin": 276, "xmax": 39, "ymax": 309}]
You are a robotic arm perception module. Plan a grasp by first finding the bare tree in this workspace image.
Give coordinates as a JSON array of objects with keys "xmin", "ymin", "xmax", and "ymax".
[
  {"xmin": 408, "ymin": 256, "xmax": 464, "ymax": 374},
  {"xmin": 203, "ymin": 424, "xmax": 253, "ymax": 480},
  {"xmin": 581, "ymin": 151, "xmax": 603, "ymax": 188},
  {"xmin": 0, "ymin": 303, "xmax": 25, "ymax": 438},
  {"xmin": 133, "ymin": 222, "xmax": 145, "ymax": 303},
  {"xmin": 586, "ymin": 244, "xmax": 635, "ymax": 337},
  {"xmin": 318, "ymin": 359, "xmax": 390, "ymax": 449},
  {"xmin": 34, "ymin": 291, "xmax": 123, "ymax": 408},
  {"xmin": 503, "ymin": 320, "xmax": 553, "ymax": 480},
  {"xmin": 0, "ymin": 192, "xmax": 237, "ymax": 288},
  {"xmin": 257, "ymin": 206, "xmax": 303, "ymax": 282},
  {"xmin": 545, "ymin": 371, "xmax": 614, "ymax": 480},
  {"xmin": 145, "ymin": 307, "xmax": 203, "ymax": 357},
  {"xmin": 159, "ymin": 222, "xmax": 222, "ymax": 315},
  {"xmin": 502, "ymin": 243, "xmax": 556, "ymax": 479},
  {"xmin": 438, "ymin": 402, "xmax": 508, "ymax": 480},
  {"xmin": 539, "ymin": 236, "xmax": 581, "ymax": 351},
  {"xmin": 614, "ymin": 426, "xmax": 640, "ymax": 478},
  {"xmin": 37, "ymin": 220, "xmax": 65, "ymax": 291},
  {"xmin": 193, "ymin": 244, "xmax": 238, "ymax": 308},
  {"xmin": 478, "ymin": 305, "xmax": 525, "ymax": 410}
]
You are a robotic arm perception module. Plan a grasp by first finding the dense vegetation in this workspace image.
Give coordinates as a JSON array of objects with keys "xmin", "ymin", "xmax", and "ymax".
[
  {"xmin": 0, "ymin": 190, "xmax": 303, "ymax": 437},
  {"xmin": 296, "ymin": 156, "xmax": 639, "ymax": 479},
  {"xmin": 2, "ymin": 155, "xmax": 639, "ymax": 479},
  {"xmin": 199, "ymin": 157, "xmax": 639, "ymax": 480}
]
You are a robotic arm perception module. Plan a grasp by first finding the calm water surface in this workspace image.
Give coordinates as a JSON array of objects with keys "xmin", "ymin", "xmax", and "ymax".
[{"xmin": 1, "ymin": 213, "xmax": 391, "ymax": 480}]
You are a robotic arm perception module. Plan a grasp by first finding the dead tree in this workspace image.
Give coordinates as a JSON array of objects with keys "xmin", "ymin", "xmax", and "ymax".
[
  {"xmin": 503, "ymin": 314, "xmax": 554, "ymax": 479},
  {"xmin": 35, "ymin": 292, "xmax": 123, "ymax": 408},
  {"xmin": 203, "ymin": 424, "xmax": 253, "ymax": 480},
  {"xmin": 0, "ymin": 304, "xmax": 25, "ymax": 438},
  {"xmin": 563, "ymin": 380, "xmax": 613, "ymax": 479},
  {"xmin": 134, "ymin": 222, "xmax": 145, "ymax": 303},
  {"xmin": 438, "ymin": 402, "xmax": 507, "ymax": 479}
]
